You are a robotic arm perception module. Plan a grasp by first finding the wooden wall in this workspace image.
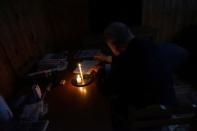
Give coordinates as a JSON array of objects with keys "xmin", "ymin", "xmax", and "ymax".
[
  {"xmin": 45, "ymin": 0, "xmax": 89, "ymax": 50},
  {"xmin": 0, "ymin": 0, "xmax": 89, "ymax": 98},
  {"xmin": 142, "ymin": 0, "xmax": 197, "ymax": 42}
]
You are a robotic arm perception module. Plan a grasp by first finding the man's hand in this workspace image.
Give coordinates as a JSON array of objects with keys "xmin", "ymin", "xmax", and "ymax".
[{"xmin": 94, "ymin": 53, "xmax": 112, "ymax": 63}]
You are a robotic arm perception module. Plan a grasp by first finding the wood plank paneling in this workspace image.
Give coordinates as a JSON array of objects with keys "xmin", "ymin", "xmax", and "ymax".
[
  {"xmin": 0, "ymin": 0, "xmax": 89, "ymax": 98},
  {"xmin": 142, "ymin": 0, "xmax": 197, "ymax": 42},
  {"xmin": 0, "ymin": 0, "xmax": 50, "ymax": 76},
  {"xmin": 45, "ymin": 0, "xmax": 89, "ymax": 50},
  {"xmin": 0, "ymin": 43, "xmax": 15, "ymax": 98}
]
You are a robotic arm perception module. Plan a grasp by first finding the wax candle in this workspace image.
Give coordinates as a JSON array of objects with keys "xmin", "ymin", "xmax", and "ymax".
[{"xmin": 78, "ymin": 63, "xmax": 84, "ymax": 81}]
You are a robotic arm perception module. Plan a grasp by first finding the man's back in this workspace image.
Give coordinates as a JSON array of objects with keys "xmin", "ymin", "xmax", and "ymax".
[{"xmin": 107, "ymin": 38, "xmax": 176, "ymax": 108}]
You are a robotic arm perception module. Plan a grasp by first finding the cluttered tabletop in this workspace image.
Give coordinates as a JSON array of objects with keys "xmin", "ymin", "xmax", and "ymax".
[{"xmin": 30, "ymin": 49, "xmax": 112, "ymax": 131}]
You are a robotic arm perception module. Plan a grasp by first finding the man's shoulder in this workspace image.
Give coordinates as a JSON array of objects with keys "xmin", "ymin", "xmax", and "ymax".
[
  {"xmin": 130, "ymin": 37, "xmax": 154, "ymax": 43},
  {"xmin": 128, "ymin": 37, "xmax": 155, "ymax": 49}
]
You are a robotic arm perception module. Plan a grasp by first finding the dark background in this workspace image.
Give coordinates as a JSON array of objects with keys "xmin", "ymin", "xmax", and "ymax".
[
  {"xmin": 88, "ymin": 0, "xmax": 142, "ymax": 33},
  {"xmin": 0, "ymin": 0, "xmax": 197, "ymax": 98}
]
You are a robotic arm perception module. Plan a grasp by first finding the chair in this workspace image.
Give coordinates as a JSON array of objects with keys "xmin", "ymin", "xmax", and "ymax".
[{"xmin": 0, "ymin": 94, "xmax": 49, "ymax": 131}]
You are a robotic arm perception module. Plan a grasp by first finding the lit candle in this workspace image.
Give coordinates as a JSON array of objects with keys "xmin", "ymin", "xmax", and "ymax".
[
  {"xmin": 76, "ymin": 74, "xmax": 82, "ymax": 84},
  {"xmin": 78, "ymin": 63, "xmax": 84, "ymax": 81}
]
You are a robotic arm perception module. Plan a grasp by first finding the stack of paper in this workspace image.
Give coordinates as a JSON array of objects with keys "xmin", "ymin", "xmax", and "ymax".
[
  {"xmin": 38, "ymin": 51, "xmax": 68, "ymax": 67},
  {"xmin": 27, "ymin": 51, "xmax": 68, "ymax": 77}
]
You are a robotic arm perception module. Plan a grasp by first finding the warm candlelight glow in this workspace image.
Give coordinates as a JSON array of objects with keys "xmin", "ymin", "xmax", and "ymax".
[
  {"xmin": 79, "ymin": 87, "xmax": 87, "ymax": 95},
  {"xmin": 76, "ymin": 74, "xmax": 82, "ymax": 84},
  {"xmin": 83, "ymin": 88, "xmax": 87, "ymax": 94},
  {"xmin": 78, "ymin": 63, "xmax": 84, "ymax": 80},
  {"xmin": 79, "ymin": 87, "xmax": 83, "ymax": 92}
]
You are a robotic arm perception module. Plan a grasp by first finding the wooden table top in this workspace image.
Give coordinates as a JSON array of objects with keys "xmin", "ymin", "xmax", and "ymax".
[{"xmin": 45, "ymin": 62, "xmax": 112, "ymax": 131}]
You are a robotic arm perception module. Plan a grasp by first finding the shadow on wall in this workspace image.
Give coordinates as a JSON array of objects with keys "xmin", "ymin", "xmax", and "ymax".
[{"xmin": 173, "ymin": 25, "xmax": 197, "ymax": 85}]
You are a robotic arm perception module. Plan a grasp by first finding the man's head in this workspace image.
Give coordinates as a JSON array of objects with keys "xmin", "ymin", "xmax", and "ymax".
[{"xmin": 104, "ymin": 22, "xmax": 134, "ymax": 56}]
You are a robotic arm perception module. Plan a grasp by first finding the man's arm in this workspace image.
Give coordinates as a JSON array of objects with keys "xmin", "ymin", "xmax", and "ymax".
[{"xmin": 94, "ymin": 53, "xmax": 112, "ymax": 63}]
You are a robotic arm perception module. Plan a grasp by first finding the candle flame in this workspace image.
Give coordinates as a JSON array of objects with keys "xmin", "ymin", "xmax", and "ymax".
[
  {"xmin": 76, "ymin": 74, "xmax": 82, "ymax": 84},
  {"xmin": 77, "ymin": 74, "xmax": 80, "ymax": 78}
]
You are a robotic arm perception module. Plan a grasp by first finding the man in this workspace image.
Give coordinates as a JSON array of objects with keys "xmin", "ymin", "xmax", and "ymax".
[{"xmin": 95, "ymin": 22, "xmax": 177, "ymax": 130}]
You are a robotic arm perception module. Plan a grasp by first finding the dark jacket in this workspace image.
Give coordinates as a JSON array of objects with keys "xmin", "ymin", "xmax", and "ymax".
[{"xmin": 105, "ymin": 38, "xmax": 177, "ymax": 108}]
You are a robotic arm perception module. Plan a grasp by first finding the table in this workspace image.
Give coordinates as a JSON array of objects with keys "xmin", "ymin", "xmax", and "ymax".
[{"xmin": 45, "ymin": 62, "xmax": 112, "ymax": 131}]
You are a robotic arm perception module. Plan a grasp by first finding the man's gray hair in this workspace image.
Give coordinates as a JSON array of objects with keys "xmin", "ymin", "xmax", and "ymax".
[{"xmin": 104, "ymin": 22, "xmax": 134, "ymax": 47}]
